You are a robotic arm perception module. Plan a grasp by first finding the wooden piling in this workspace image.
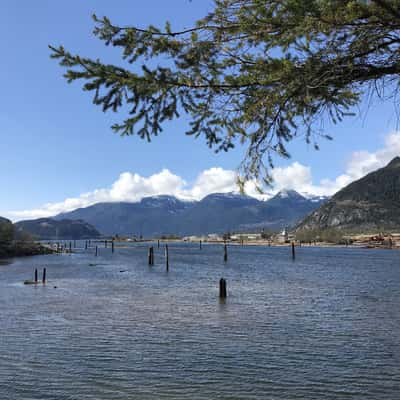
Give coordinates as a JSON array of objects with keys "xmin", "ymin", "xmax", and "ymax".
[
  {"xmin": 69, "ymin": 242, "xmax": 72, "ymax": 252},
  {"xmin": 74, "ymin": 240, "xmax": 76, "ymax": 248},
  {"xmin": 111, "ymin": 240, "xmax": 114, "ymax": 253},
  {"xmin": 95, "ymin": 246, "xmax": 98, "ymax": 257},
  {"xmin": 165, "ymin": 244, "xmax": 169, "ymax": 271},
  {"xmin": 85, "ymin": 241, "xmax": 88, "ymax": 250},
  {"xmin": 34, "ymin": 268, "xmax": 38, "ymax": 283},
  {"xmin": 224, "ymin": 243, "xmax": 228, "ymax": 262},
  {"xmin": 219, "ymin": 278, "xmax": 227, "ymax": 298},
  {"xmin": 105, "ymin": 240, "xmax": 107, "ymax": 248},
  {"xmin": 42, "ymin": 268, "xmax": 46, "ymax": 283},
  {"xmin": 291, "ymin": 241, "xmax": 295, "ymax": 260},
  {"xmin": 200, "ymin": 240, "xmax": 202, "ymax": 250},
  {"xmin": 148, "ymin": 246, "xmax": 154, "ymax": 266},
  {"xmin": 158, "ymin": 239, "xmax": 160, "ymax": 249}
]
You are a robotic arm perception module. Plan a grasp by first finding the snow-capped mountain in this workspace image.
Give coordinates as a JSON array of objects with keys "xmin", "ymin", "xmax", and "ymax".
[{"xmin": 49, "ymin": 190, "xmax": 326, "ymax": 236}]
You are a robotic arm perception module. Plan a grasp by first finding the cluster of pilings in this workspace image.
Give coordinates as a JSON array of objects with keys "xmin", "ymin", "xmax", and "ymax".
[
  {"xmin": 35, "ymin": 238, "xmax": 300, "ymax": 298},
  {"xmin": 24, "ymin": 268, "xmax": 46, "ymax": 285},
  {"xmin": 81, "ymin": 239, "xmax": 116, "ymax": 256}
]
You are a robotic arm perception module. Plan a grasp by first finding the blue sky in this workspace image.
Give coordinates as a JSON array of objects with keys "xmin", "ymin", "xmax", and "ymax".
[{"xmin": 0, "ymin": 0, "xmax": 399, "ymax": 220}]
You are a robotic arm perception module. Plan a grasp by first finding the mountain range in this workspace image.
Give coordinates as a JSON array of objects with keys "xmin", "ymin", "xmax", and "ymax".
[
  {"xmin": 297, "ymin": 157, "xmax": 400, "ymax": 232},
  {"xmin": 51, "ymin": 190, "xmax": 327, "ymax": 237},
  {"xmin": 8, "ymin": 157, "xmax": 400, "ymax": 239}
]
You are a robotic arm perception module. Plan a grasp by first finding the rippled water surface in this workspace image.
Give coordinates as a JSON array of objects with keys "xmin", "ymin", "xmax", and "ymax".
[{"xmin": 0, "ymin": 243, "xmax": 399, "ymax": 399}]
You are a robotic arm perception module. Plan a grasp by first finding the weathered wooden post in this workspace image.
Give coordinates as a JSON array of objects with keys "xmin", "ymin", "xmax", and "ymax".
[
  {"xmin": 200, "ymin": 240, "xmax": 202, "ymax": 250},
  {"xmin": 105, "ymin": 240, "xmax": 107, "ymax": 248},
  {"xmin": 89, "ymin": 240, "xmax": 91, "ymax": 248},
  {"xmin": 34, "ymin": 268, "xmax": 38, "ymax": 283},
  {"xmin": 219, "ymin": 278, "xmax": 227, "ymax": 298},
  {"xmin": 95, "ymin": 246, "xmax": 98, "ymax": 257},
  {"xmin": 224, "ymin": 243, "xmax": 228, "ymax": 262},
  {"xmin": 42, "ymin": 268, "xmax": 46, "ymax": 283},
  {"xmin": 291, "ymin": 241, "xmax": 295, "ymax": 260},
  {"xmin": 69, "ymin": 242, "xmax": 72, "ymax": 252},
  {"xmin": 148, "ymin": 246, "xmax": 154, "ymax": 265},
  {"xmin": 165, "ymin": 244, "xmax": 169, "ymax": 271},
  {"xmin": 85, "ymin": 241, "xmax": 88, "ymax": 250},
  {"xmin": 111, "ymin": 240, "xmax": 114, "ymax": 253},
  {"xmin": 158, "ymin": 239, "xmax": 160, "ymax": 249}
]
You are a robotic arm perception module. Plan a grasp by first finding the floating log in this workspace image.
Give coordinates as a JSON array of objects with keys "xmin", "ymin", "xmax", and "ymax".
[{"xmin": 219, "ymin": 278, "xmax": 227, "ymax": 298}]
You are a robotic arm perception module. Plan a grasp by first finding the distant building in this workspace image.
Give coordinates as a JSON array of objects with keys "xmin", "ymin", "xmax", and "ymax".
[
  {"xmin": 231, "ymin": 233, "xmax": 262, "ymax": 241},
  {"xmin": 182, "ymin": 235, "xmax": 207, "ymax": 242},
  {"xmin": 277, "ymin": 228, "xmax": 289, "ymax": 243},
  {"xmin": 207, "ymin": 233, "xmax": 223, "ymax": 241}
]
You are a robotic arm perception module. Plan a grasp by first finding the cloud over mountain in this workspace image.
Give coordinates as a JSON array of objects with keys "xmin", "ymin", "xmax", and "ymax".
[{"xmin": 6, "ymin": 132, "xmax": 400, "ymax": 221}]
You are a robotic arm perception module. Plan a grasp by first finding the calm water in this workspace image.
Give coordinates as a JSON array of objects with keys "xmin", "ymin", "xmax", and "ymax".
[{"xmin": 0, "ymin": 243, "xmax": 399, "ymax": 399}]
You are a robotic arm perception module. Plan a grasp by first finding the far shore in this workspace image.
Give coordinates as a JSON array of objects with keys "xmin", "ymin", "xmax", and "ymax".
[
  {"xmin": 99, "ymin": 236, "xmax": 400, "ymax": 250},
  {"xmin": 4, "ymin": 233, "xmax": 396, "ymax": 259}
]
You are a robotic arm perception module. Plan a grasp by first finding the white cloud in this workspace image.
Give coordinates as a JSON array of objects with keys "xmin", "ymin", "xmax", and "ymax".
[
  {"xmin": 316, "ymin": 131, "xmax": 400, "ymax": 195},
  {"xmin": 271, "ymin": 162, "xmax": 313, "ymax": 192},
  {"xmin": 9, "ymin": 169, "xmax": 187, "ymax": 220},
  {"xmin": 6, "ymin": 132, "xmax": 400, "ymax": 221},
  {"xmin": 183, "ymin": 167, "xmax": 237, "ymax": 200}
]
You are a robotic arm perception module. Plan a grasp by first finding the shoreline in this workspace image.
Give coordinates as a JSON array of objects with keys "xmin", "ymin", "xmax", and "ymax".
[
  {"xmin": 109, "ymin": 238, "xmax": 399, "ymax": 250},
  {"xmin": 0, "ymin": 241, "xmax": 55, "ymax": 259}
]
